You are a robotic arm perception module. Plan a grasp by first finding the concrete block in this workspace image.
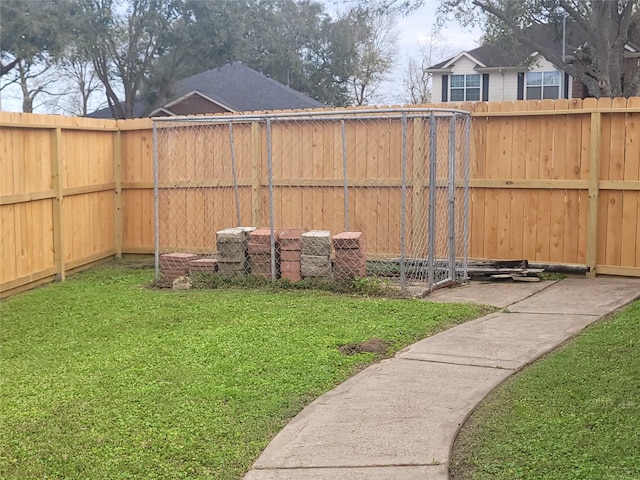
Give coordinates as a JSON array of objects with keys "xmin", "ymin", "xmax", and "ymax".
[
  {"xmin": 217, "ymin": 261, "xmax": 248, "ymax": 272},
  {"xmin": 301, "ymin": 254, "xmax": 333, "ymax": 278},
  {"xmin": 301, "ymin": 230, "xmax": 331, "ymax": 256},
  {"xmin": 216, "ymin": 227, "xmax": 247, "ymax": 244},
  {"xmin": 217, "ymin": 243, "xmax": 247, "ymax": 263}
]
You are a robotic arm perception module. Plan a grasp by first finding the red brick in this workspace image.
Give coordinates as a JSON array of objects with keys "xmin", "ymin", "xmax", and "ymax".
[
  {"xmin": 248, "ymin": 242, "xmax": 274, "ymax": 254},
  {"xmin": 334, "ymin": 264, "xmax": 366, "ymax": 279},
  {"xmin": 279, "ymin": 229, "xmax": 305, "ymax": 250},
  {"xmin": 280, "ymin": 250, "xmax": 301, "ymax": 262},
  {"xmin": 249, "ymin": 228, "xmax": 278, "ymax": 244},
  {"xmin": 280, "ymin": 260, "xmax": 301, "ymax": 273},
  {"xmin": 332, "ymin": 232, "xmax": 364, "ymax": 250},
  {"xmin": 281, "ymin": 270, "xmax": 302, "ymax": 282},
  {"xmin": 334, "ymin": 248, "xmax": 366, "ymax": 262}
]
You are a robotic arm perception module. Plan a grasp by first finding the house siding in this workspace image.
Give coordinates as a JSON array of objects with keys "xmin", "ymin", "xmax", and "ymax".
[
  {"xmin": 432, "ymin": 75, "xmax": 443, "ymax": 103},
  {"xmin": 487, "ymin": 71, "xmax": 519, "ymax": 101}
]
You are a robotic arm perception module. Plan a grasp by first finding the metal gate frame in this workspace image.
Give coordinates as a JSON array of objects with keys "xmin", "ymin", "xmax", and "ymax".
[{"xmin": 153, "ymin": 107, "xmax": 471, "ymax": 293}]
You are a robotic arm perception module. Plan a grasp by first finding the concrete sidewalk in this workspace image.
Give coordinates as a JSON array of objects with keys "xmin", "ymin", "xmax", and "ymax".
[{"xmin": 244, "ymin": 277, "xmax": 640, "ymax": 480}]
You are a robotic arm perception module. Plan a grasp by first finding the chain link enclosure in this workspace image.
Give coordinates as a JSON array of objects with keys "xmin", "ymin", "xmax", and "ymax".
[{"xmin": 153, "ymin": 108, "xmax": 471, "ymax": 294}]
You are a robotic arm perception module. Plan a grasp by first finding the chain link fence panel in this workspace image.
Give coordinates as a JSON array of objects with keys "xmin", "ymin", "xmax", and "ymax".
[{"xmin": 153, "ymin": 108, "xmax": 471, "ymax": 294}]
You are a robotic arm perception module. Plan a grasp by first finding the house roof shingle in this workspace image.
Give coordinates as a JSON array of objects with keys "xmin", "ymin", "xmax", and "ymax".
[
  {"xmin": 427, "ymin": 22, "xmax": 584, "ymax": 71},
  {"xmin": 88, "ymin": 62, "xmax": 324, "ymax": 118}
]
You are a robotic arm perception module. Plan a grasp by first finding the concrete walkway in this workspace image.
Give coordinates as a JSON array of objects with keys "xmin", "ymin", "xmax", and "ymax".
[{"xmin": 244, "ymin": 277, "xmax": 640, "ymax": 480}]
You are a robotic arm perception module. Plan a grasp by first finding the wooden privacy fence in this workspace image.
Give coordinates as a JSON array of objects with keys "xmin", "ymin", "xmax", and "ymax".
[{"xmin": 1, "ymin": 97, "xmax": 639, "ymax": 297}]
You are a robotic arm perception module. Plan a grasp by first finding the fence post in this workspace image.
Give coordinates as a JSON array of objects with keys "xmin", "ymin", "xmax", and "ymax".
[
  {"xmin": 113, "ymin": 130, "xmax": 123, "ymax": 258},
  {"xmin": 586, "ymin": 111, "xmax": 601, "ymax": 278},
  {"xmin": 427, "ymin": 113, "xmax": 437, "ymax": 285},
  {"xmin": 341, "ymin": 120, "xmax": 349, "ymax": 231},
  {"xmin": 412, "ymin": 117, "xmax": 424, "ymax": 254},
  {"xmin": 50, "ymin": 127, "xmax": 65, "ymax": 281},
  {"xmin": 400, "ymin": 113, "xmax": 408, "ymax": 288},
  {"xmin": 251, "ymin": 121, "xmax": 263, "ymax": 226},
  {"xmin": 228, "ymin": 122, "xmax": 242, "ymax": 226},
  {"xmin": 266, "ymin": 118, "xmax": 276, "ymax": 280},
  {"xmin": 153, "ymin": 122, "xmax": 160, "ymax": 280},
  {"xmin": 448, "ymin": 115, "xmax": 456, "ymax": 281}
]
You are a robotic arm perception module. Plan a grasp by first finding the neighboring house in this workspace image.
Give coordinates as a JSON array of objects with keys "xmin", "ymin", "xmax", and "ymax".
[
  {"xmin": 88, "ymin": 62, "xmax": 324, "ymax": 118},
  {"xmin": 426, "ymin": 24, "xmax": 640, "ymax": 103}
]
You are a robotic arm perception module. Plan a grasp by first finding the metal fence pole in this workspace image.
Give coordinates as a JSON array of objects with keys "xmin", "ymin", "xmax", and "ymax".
[
  {"xmin": 462, "ymin": 115, "xmax": 471, "ymax": 280},
  {"xmin": 400, "ymin": 113, "xmax": 408, "ymax": 288},
  {"xmin": 153, "ymin": 122, "xmax": 160, "ymax": 281},
  {"xmin": 228, "ymin": 122, "xmax": 242, "ymax": 226},
  {"xmin": 266, "ymin": 118, "xmax": 276, "ymax": 280},
  {"xmin": 341, "ymin": 120, "xmax": 350, "ymax": 231},
  {"xmin": 428, "ymin": 113, "xmax": 437, "ymax": 285},
  {"xmin": 448, "ymin": 115, "xmax": 457, "ymax": 281}
]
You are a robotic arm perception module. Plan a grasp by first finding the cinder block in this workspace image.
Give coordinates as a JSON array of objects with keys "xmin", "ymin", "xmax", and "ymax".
[
  {"xmin": 217, "ymin": 243, "xmax": 247, "ymax": 263},
  {"xmin": 332, "ymin": 231, "xmax": 364, "ymax": 250},
  {"xmin": 216, "ymin": 228, "xmax": 247, "ymax": 244},
  {"xmin": 217, "ymin": 261, "xmax": 248, "ymax": 273},
  {"xmin": 280, "ymin": 229, "xmax": 305, "ymax": 251},
  {"xmin": 301, "ymin": 230, "xmax": 331, "ymax": 256},
  {"xmin": 301, "ymin": 254, "xmax": 332, "ymax": 278}
]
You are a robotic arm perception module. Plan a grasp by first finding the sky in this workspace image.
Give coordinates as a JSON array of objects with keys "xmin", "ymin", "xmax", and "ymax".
[
  {"xmin": 370, "ymin": 0, "xmax": 483, "ymax": 104},
  {"xmin": 0, "ymin": 0, "xmax": 482, "ymax": 113}
]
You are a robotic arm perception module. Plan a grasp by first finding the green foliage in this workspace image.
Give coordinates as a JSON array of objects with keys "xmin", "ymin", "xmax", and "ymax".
[
  {"xmin": 436, "ymin": 0, "xmax": 640, "ymax": 97},
  {"xmin": 0, "ymin": 263, "xmax": 485, "ymax": 480},
  {"xmin": 0, "ymin": 0, "xmax": 73, "ymax": 63},
  {"xmin": 450, "ymin": 300, "xmax": 640, "ymax": 480},
  {"xmin": 189, "ymin": 272, "xmax": 397, "ymax": 297}
]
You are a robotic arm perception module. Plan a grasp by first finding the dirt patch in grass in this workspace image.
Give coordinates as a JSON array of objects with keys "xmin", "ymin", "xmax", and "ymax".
[{"xmin": 338, "ymin": 338, "xmax": 389, "ymax": 356}]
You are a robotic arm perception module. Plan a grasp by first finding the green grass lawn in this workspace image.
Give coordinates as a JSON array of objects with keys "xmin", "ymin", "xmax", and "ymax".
[
  {"xmin": 0, "ymin": 263, "xmax": 487, "ymax": 480},
  {"xmin": 450, "ymin": 300, "xmax": 640, "ymax": 480}
]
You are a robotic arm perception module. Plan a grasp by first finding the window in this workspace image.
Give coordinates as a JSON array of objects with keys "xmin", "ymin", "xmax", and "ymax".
[
  {"xmin": 450, "ymin": 74, "xmax": 481, "ymax": 101},
  {"xmin": 526, "ymin": 71, "xmax": 561, "ymax": 99}
]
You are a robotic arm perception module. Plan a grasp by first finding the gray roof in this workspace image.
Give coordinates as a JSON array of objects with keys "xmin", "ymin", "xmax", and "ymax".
[
  {"xmin": 88, "ymin": 62, "xmax": 324, "ymax": 118},
  {"xmin": 428, "ymin": 23, "xmax": 583, "ymax": 70}
]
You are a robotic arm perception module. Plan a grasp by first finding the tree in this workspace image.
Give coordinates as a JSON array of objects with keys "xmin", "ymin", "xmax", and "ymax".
[
  {"xmin": 404, "ymin": 28, "xmax": 452, "ymax": 104},
  {"xmin": 1, "ymin": 0, "xmax": 75, "ymax": 111},
  {"xmin": 435, "ymin": 0, "xmax": 640, "ymax": 98},
  {"xmin": 56, "ymin": 54, "xmax": 104, "ymax": 116},
  {"xmin": 346, "ymin": 8, "xmax": 398, "ymax": 105},
  {"xmin": 72, "ymin": 0, "xmax": 188, "ymax": 118}
]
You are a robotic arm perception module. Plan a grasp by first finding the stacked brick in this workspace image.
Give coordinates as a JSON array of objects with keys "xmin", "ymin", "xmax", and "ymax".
[
  {"xmin": 332, "ymin": 232, "xmax": 366, "ymax": 280},
  {"xmin": 301, "ymin": 230, "xmax": 333, "ymax": 279},
  {"xmin": 216, "ymin": 227, "xmax": 255, "ymax": 276},
  {"xmin": 188, "ymin": 258, "xmax": 218, "ymax": 276},
  {"xmin": 159, "ymin": 252, "xmax": 199, "ymax": 287},
  {"xmin": 248, "ymin": 228, "xmax": 279, "ymax": 278},
  {"xmin": 279, "ymin": 229, "xmax": 304, "ymax": 281}
]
